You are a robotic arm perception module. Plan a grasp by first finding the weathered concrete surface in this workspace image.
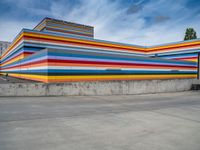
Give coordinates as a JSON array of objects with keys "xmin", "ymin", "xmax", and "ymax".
[
  {"xmin": 0, "ymin": 91, "xmax": 200, "ymax": 150},
  {"xmin": 0, "ymin": 78, "xmax": 200, "ymax": 96}
]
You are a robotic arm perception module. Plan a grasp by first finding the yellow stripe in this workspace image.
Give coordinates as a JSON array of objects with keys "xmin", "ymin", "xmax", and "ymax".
[
  {"xmin": 8, "ymin": 73, "xmax": 48, "ymax": 83},
  {"xmin": 2, "ymin": 30, "xmax": 200, "ymax": 60},
  {"xmin": 3, "ymin": 74, "xmax": 196, "ymax": 83},
  {"xmin": 2, "ymin": 53, "xmax": 24, "ymax": 66},
  {"xmin": 148, "ymin": 41, "xmax": 200, "ymax": 51},
  {"xmin": 1, "ymin": 33, "xmax": 24, "ymax": 59},
  {"xmin": 48, "ymin": 74, "xmax": 196, "ymax": 80},
  {"xmin": 23, "ymin": 32, "xmax": 146, "ymax": 51},
  {"xmin": 24, "ymin": 32, "xmax": 200, "ymax": 52},
  {"xmin": 1, "ymin": 30, "xmax": 200, "ymax": 67}
]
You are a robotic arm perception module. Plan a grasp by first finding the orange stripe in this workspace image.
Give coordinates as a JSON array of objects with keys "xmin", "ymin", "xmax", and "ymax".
[
  {"xmin": 48, "ymin": 75, "xmax": 196, "ymax": 83},
  {"xmin": 1, "ymin": 34, "xmax": 24, "ymax": 59}
]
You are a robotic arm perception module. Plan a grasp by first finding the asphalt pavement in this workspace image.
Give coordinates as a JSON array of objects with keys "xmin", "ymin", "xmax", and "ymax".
[{"xmin": 0, "ymin": 91, "xmax": 200, "ymax": 150}]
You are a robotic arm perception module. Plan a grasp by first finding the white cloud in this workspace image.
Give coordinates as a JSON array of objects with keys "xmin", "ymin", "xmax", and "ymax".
[
  {"xmin": 49, "ymin": 0, "xmax": 200, "ymax": 45},
  {"xmin": 0, "ymin": 20, "xmax": 35, "ymax": 42}
]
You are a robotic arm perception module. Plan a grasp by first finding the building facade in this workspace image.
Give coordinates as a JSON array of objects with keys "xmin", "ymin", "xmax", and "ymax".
[{"xmin": 0, "ymin": 17, "xmax": 199, "ymax": 83}]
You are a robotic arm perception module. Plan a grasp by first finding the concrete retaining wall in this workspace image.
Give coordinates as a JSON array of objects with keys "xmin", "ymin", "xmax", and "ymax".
[{"xmin": 0, "ymin": 78, "xmax": 200, "ymax": 96}]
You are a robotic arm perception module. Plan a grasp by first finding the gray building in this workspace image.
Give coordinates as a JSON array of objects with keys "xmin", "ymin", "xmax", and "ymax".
[{"xmin": 0, "ymin": 41, "xmax": 11, "ymax": 56}]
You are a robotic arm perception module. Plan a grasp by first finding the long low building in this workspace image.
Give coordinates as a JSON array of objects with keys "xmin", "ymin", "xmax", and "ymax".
[{"xmin": 0, "ymin": 17, "xmax": 199, "ymax": 83}]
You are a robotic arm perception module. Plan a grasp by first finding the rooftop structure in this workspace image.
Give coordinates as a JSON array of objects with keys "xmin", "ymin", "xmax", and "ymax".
[{"xmin": 34, "ymin": 17, "xmax": 94, "ymax": 38}]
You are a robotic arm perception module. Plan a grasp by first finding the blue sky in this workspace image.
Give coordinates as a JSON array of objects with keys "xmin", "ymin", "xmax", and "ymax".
[{"xmin": 0, "ymin": 0, "xmax": 199, "ymax": 45}]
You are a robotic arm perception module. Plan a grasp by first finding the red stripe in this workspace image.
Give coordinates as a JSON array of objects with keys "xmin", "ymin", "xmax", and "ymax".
[
  {"xmin": 148, "ymin": 43, "xmax": 200, "ymax": 53},
  {"xmin": 2, "ymin": 57, "xmax": 197, "ymax": 70},
  {"xmin": 47, "ymin": 59, "xmax": 196, "ymax": 68},
  {"xmin": 1, "ymin": 51, "xmax": 34, "ymax": 65}
]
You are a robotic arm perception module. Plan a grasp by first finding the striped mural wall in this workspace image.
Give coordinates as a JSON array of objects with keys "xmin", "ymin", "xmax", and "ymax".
[
  {"xmin": 0, "ymin": 18, "xmax": 199, "ymax": 83},
  {"xmin": 0, "ymin": 48, "xmax": 197, "ymax": 83}
]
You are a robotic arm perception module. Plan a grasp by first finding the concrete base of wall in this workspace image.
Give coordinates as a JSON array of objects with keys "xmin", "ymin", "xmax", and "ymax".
[{"xmin": 0, "ymin": 78, "xmax": 200, "ymax": 96}]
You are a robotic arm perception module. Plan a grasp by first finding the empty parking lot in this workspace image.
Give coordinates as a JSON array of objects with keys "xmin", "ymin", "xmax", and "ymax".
[{"xmin": 0, "ymin": 91, "xmax": 200, "ymax": 150}]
